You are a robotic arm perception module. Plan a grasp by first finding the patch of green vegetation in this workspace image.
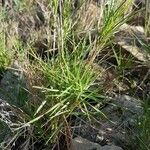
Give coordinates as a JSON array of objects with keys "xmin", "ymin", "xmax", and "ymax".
[
  {"xmin": 0, "ymin": 32, "xmax": 10, "ymax": 79},
  {"xmin": 23, "ymin": 43, "xmax": 103, "ymax": 144},
  {"xmin": 145, "ymin": 0, "xmax": 150, "ymax": 36},
  {"xmin": 0, "ymin": 0, "xmax": 149, "ymax": 149},
  {"xmin": 136, "ymin": 97, "xmax": 150, "ymax": 150}
]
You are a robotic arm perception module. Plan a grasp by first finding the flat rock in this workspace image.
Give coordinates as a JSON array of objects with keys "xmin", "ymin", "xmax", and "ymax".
[
  {"xmin": 70, "ymin": 137, "xmax": 123, "ymax": 150},
  {"xmin": 0, "ymin": 60, "xmax": 27, "ymax": 107},
  {"xmin": 73, "ymin": 95, "xmax": 143, "ymax": 149}
]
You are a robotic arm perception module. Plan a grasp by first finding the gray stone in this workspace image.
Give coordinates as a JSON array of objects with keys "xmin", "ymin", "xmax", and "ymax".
[
  {"xmin": 101, "ymin": 145, "xmax": 123, "ymax": 150},
  {"xmin": 0, "ymin": 98, "xmax": 21, "ymax": 129},
  {"xmin": 0, "ymin": 60, "xmax": 27, "ymax": 107},
  {"xmin": 70, "ymin": 136, "xmax": 102, "ymax": 150},
  {"xmin": 73, "ymin": 95, "xmax": 143, "ymax": 149},
  {"xmin": 70, "ymin": 137, "xmax": 123, "ymax": 150}
]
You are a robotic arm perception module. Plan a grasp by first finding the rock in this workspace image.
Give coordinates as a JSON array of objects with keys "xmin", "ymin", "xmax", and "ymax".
[
  {"xmin": 101, "ymin": 145, "xmax": 123, "ymax": 150},
  {"xmin": 0, "ymin": 98, "xmax": 19, "ymax": 128},
  {"xmin": 73, "ymin": 0, "xmax": 103, "ymax": 38},
  {"xmin": 73, "ymin": 95, "xmax": 143, "ymax": 149},
  {"xmin": 97, "ymin": 95, "xmax": 143, "ymax": 148},
  {"xmin": 0, "ymin": 60, "xmax": 28, "ymax": 149},
  {"xmin": 0, "ymin": 60, "xmax": 27, "ymax": 108},
  {"xmin": 115, "ymin": 23, "xmax": 150, "ymax": 63},
  {"xmin": 70, "ymin": 136, "xmax": 102, "ymax": 150},
  {"xmin": 116, "ymin": 95, "xmax": 143, "ymax": 123},
  {"xmin": 70, "ymin": 137, "xmax": 123, "ymax": 150}
]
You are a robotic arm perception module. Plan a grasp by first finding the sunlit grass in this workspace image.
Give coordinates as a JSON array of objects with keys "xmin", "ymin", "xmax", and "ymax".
[
  {"xmin": 136, "ymin": 97, "xmax": 150, "ymax": 150},
  {"xmin": 0, "ymin": 0, "xmax": 149, "ymax": 149}
]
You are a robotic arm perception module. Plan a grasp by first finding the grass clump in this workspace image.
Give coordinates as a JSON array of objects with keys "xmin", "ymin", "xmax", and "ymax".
[
  {"xmin": 88, "ymin": 0, "xmax": 133, "ymax": 62},
  {"xmin": 0, "ymin": 0, "xmax": 149, "ymax": 149},
  {"xmin": 13, "ymin": 40, "xmax": 104, "ymax": 149},
  {"xmin": 32, "ymin": 46, "xmax": 101, "ymax": 144}
]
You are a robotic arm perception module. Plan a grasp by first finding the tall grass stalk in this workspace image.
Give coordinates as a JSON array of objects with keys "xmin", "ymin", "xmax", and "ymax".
[
  {"xmin": 88, "ymin": 0, "xmax": 133, "ymax": 63},
  {"xmin": 0, "ymin": 12, "xmax": 11, "ymax": 72}
]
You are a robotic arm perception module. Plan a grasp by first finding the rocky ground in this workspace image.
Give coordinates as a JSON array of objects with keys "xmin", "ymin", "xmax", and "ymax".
[{"xmin": 0, "ymin": 0, "xmax": 150, "ymax": 150}]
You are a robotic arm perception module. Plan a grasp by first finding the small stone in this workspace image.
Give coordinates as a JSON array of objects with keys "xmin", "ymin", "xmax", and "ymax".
[
  {"xmin": 70, "ymin": 136, "xmax": 102, "ymax": 150},
  {"xmin": 70, "ymin": 137, "xmax": 123, "ymax": 150},
  {"xmin": 101, "ymin": 145, "xmax": 123, "ymax": 150}
]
